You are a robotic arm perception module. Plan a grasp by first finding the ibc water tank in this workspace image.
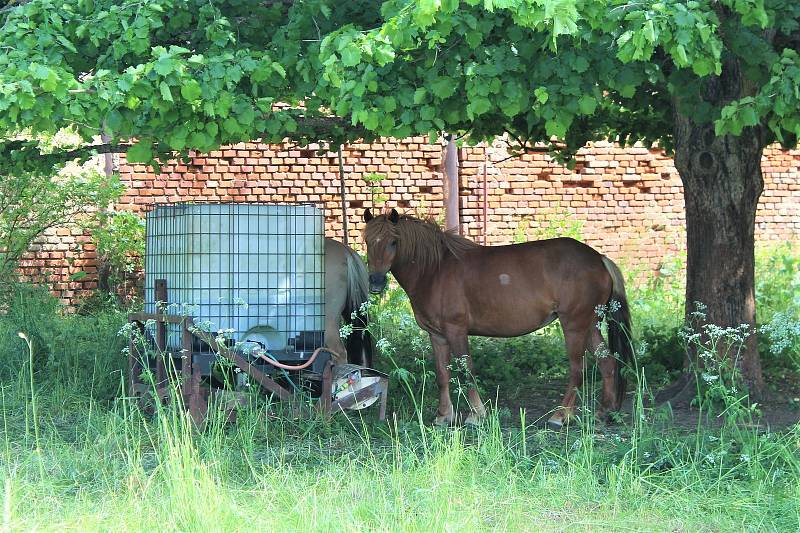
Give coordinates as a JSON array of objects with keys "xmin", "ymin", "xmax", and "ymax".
[{"xmin": 143, "ymin": 203, "xmax": 325, "ymax": 358}]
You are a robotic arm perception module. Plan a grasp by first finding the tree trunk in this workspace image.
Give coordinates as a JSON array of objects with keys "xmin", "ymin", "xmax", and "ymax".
[
  {"xmin": 97, "ymin": 251, "xmax": 112, "ymax": 294},
  {"xmin": 672, "ymin": 117, "xmax": 765, "ymax": 399}
]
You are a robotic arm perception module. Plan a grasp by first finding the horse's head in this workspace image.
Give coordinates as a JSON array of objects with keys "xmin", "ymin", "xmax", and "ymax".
[{"xmin": 363, "ymin": 208, "xmax": 400, "ymax": 293}]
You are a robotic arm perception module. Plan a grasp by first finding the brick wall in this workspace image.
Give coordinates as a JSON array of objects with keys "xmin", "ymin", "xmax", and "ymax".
[{"xmin": 24, "ymin": 138, "xmax": 800, "ymax": 304}]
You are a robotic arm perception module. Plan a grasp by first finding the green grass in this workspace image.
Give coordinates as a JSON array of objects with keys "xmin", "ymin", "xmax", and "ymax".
[
  {"xmin": 1, "ymin": 381, "xmax": 799, "ymax": 532},
  {"xmin": 2, "ymin": 342, "xmax": 799, "ymax": 532},
  {"xmin": 0, "ymin": 242, "xmax": 798, "ymax": 532}
]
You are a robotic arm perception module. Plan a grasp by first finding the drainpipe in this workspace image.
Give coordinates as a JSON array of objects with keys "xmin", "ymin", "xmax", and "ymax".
[
  {"xmin": 338, "ymin": 144, "xmax": 349, "ymax": 246},
  {"xmin": 483, "ymin": 154, "xmax": 488, "ymax": 245}
]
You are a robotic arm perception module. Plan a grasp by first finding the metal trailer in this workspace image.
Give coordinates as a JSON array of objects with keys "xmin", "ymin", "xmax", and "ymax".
[{"xmin": 126, "ymin": 203, "xmax": 387, "ymax": 425}]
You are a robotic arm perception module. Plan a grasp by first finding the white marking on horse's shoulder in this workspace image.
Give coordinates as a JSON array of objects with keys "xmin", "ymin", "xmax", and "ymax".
[{"xmin": 499, "ymin": 273, "xmax": 511, "ymax": 285}]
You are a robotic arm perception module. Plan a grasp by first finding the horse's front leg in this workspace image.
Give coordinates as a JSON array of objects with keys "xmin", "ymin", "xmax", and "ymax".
[
  {"xmin": 446, "ymin": 333, "xmax": 487, "ymax": 426},
  {"xmin": 430, "ymin": 334, "xmax": 455, "ymax": 426}
]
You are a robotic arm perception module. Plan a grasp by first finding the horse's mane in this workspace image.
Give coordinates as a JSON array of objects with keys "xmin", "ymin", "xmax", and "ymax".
[{"xmin": 366, "ymin": 214, "xmax": 479, "ymax": 272}]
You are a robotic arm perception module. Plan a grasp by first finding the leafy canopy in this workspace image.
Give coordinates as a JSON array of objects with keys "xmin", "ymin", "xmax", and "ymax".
[
  {"xmin": 317, "ymin": 0, "xmax": 800, "ymax": 159},
  {"xmin": 0, "ymin": 0, "xmax": 798, "ymax": 171},
  {"xmin": 0, "ymin": 0, "xmax": 377, "ymax": 172}
]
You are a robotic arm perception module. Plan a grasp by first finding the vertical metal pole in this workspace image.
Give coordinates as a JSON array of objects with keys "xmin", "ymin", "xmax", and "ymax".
[
  {"xmin": 338, "ymin": 145, "xmax": 349, "ymax": 246},
  {"xmin": 128, "ymin": 320, "xmax": 144, "ymax": 398},
  {"xmin": 443, "ymin": 135, "xmax": 460, "ymax": 233},
  {"xmin": 483, "ymin": 156, "xmax": 489, "ymax": 246},
  {"xmin": 320, "ymin": 359, "xmax": 333, "ymax": 418},
  {"xmin": 181, "ymin": 318, "xmax": 195, "ymax": 420},
  {"xmin": 378, "ymin": 381, "xmax": 388, "ymax": 421},
  {"xmin": 155, "ymin": 279, "xmax": 168, "ymax": 401}
]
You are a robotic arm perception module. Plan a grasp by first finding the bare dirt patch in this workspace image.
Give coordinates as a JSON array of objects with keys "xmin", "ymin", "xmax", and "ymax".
[{"xmin": 488, "ymin": 374, "xmax": 800, "ymax": 432}]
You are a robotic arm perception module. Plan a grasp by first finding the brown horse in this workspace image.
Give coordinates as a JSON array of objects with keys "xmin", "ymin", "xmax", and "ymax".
[{"xmin": 363, "ymin": 208, "xmax": 632, "ymax": 428}]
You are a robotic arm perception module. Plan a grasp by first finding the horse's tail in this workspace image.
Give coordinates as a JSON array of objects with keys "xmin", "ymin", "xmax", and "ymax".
[
  {"xmin": 342, "ymin": 245, "xmax": 374, "ymax": 368},
  {"xmin": 601, "ymin": 256, "xmax": 633, "ymax": 406}
]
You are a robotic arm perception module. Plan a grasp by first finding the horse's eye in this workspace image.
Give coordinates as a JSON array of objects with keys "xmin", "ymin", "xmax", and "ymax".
[{"xmin": 389, "ymin": 240, "xmax": 397, "ymax": 248}]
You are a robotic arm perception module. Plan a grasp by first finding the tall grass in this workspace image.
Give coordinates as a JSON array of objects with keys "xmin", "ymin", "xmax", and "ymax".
[
  {"xmin": 1, "ymin": 369, "xmax": 798, "ymax": 531},
  {"xmin": 0, "ymin": 243, "xmax": 798, "ymax": 532}
]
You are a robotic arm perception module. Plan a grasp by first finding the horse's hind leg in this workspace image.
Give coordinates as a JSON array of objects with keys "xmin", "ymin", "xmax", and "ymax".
[
  {"xmin": 588, "ymin": 325, "xmax": 621, "ymax": 418},
  {"xmin": 548, "ymin": 319, "xmax": 590, "ymax": 429},
  {"xmin": 324, "ymin": 315, "xmax": 348, "ymax": 366}
]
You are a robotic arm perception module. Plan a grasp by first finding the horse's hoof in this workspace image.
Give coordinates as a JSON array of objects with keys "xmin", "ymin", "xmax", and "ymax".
[
  {"xmin": 433, "ymin": 405, "xmax": 455, "ymax": 427},
  {"xmin": 464, "ymin": 413, "xmax": 484, "ymax": 426},
  {"xmin": 433, "ymin": 415, "xmax": 454, "ymax": 427},
  {"xmin": 546, "ymin": 418, "xmax": 564, "ymax": 431}
]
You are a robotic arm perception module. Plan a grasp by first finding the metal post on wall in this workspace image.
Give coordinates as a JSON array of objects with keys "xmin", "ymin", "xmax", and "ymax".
[
  {"xmin": 483, "ymin": 154, "xmax": 489, "ymax": 245},
  {"xmin": 338, "ymin": 144, "xmax": 349, "ymax": 246},
  {"xmin": 443, "ymin": 134, "xmax": 460, "ymax": 233}
]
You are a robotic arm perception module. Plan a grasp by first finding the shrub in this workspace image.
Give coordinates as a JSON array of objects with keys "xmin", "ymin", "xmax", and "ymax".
[
  {"xmin": 755, "ymin": 243, "xmax": 800, "ymax": 374},
  {"xmin": 90, "ymin": 210, "xmax": 146, "ymax": 303},
  {"xmin": 0, "ymin": 131, "xmax": 123, "ymax": 284},
  {"xmin": 0, "ymin": 282, "xmax": 127, "ymax": 400}
]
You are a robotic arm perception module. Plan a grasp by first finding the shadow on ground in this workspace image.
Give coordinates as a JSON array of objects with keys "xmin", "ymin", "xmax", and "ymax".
[{"xmin": 488, "ymin": 374, "xmax": 800, "ymax": 432}]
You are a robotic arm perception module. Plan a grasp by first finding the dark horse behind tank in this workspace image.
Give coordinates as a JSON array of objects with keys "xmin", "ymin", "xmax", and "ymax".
[{"xmin": 362, "ymin": 208, "xmax": 633, "ymax": 428}]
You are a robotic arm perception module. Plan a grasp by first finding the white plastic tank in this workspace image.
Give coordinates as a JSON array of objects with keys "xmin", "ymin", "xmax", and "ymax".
[{"xmin": 144, "ymin": 203, "xmax": 325, "ymax": 355}]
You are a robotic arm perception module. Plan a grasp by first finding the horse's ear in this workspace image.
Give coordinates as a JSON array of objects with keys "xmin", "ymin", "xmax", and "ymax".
[
  {"xmin": 363, "ymin": 208, "xmax": 373, "ymax": 222},
  {"xmin": 388, "ymin": 208, "xmax": 400, "ymax": 224}
]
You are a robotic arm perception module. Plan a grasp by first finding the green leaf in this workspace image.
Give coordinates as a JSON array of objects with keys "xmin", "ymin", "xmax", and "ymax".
[
  {"xmin": 573, "ymin": 57, "xmax": 589, "ymax": 74},
  {"xmin": 57, "ymin": 35, "xmax": 78, "ymax": 53},
  {"xmin": 578, "ymin": 95, "xmax": 597, "ymax": 115},
  {"xmin": 545, "ymin": 119, "xmax": 568, "ymax": 138},
  {"xmin": 236, "ymin": 104, "xmax": 255, "ymax": 125},
  {"xmin": 127, "ymin": 142, "xmax": 153, "ymax": 163},
  {"xmin": 69, "ymin": 271, "xmax": 88, "ymax": 281},
  {"xmin": 363, "ymin": 111, "xmax": 379, "ymax": 130},
  {"xmin": 382, "ymin": 96, "xmax": 397, "ymax": 113},
  {"xmin": 188, "ymin": 131, "xmax": 209, "ymax": 148},
  {"xmin": 465, "ymin": 30, "xmax": 482, "ymax": 48},
  {"xmin": 180, "ymin": 80, "xmax": 202, "ymax": 102},
  {"xmin": 167, "ymin": 127, "xmax": 188, "ymax": 150},
  {"xmin": 467, "ymin": 96, "xmax": 491, "ymax": 118},
  {"xmin": 29, "ymin": 63, "xmax": 50, "ymax": 80},
  {"xmin": 222, "ymin": 117, "xmax": 241, "ymax": 134},
  {"xmin": 272, "ymin": 62, "xmax": 286, "ymax": 78},
  {"xmin": 534, "ymin": 87, "xmax": 549, "ymax": 104},
  {"xmin": 105, "ymin": 109, "xmax": 123, "ymax": 131},
  {"xmin": 17, "ymin": 93, "xmax": 35, "ymax": 110},
  {"xmin": 159, "ymin": 81, "xmax": 173, "ymax": 102},
  {"xmin": 341, "ymin": 45, "xmax": 362, "ymax": 67},
  {"xmin": 40, "ymin": 72, "xmax": 59, "ymax": 92},
  {"xmin": 154, "ymin": 56, "xmax": 176, "ymax": 76},
  {"xmin": 674, "ymin": 44, "xmax": 688, "ymax": 65},
  {"xmin": 413, "ymin": 87, "xmax": 428, "ymax": 104},
  {"xmin": 117, "ymin": 76, "xmax": 133, "ymax": 92},
  {"xmin": 431, "ymin": 77, "xmax": 456, "ymax": 99},
  {"xmin": 739, "ymin": 106, "xmax": 759, "ymax": 127}
]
